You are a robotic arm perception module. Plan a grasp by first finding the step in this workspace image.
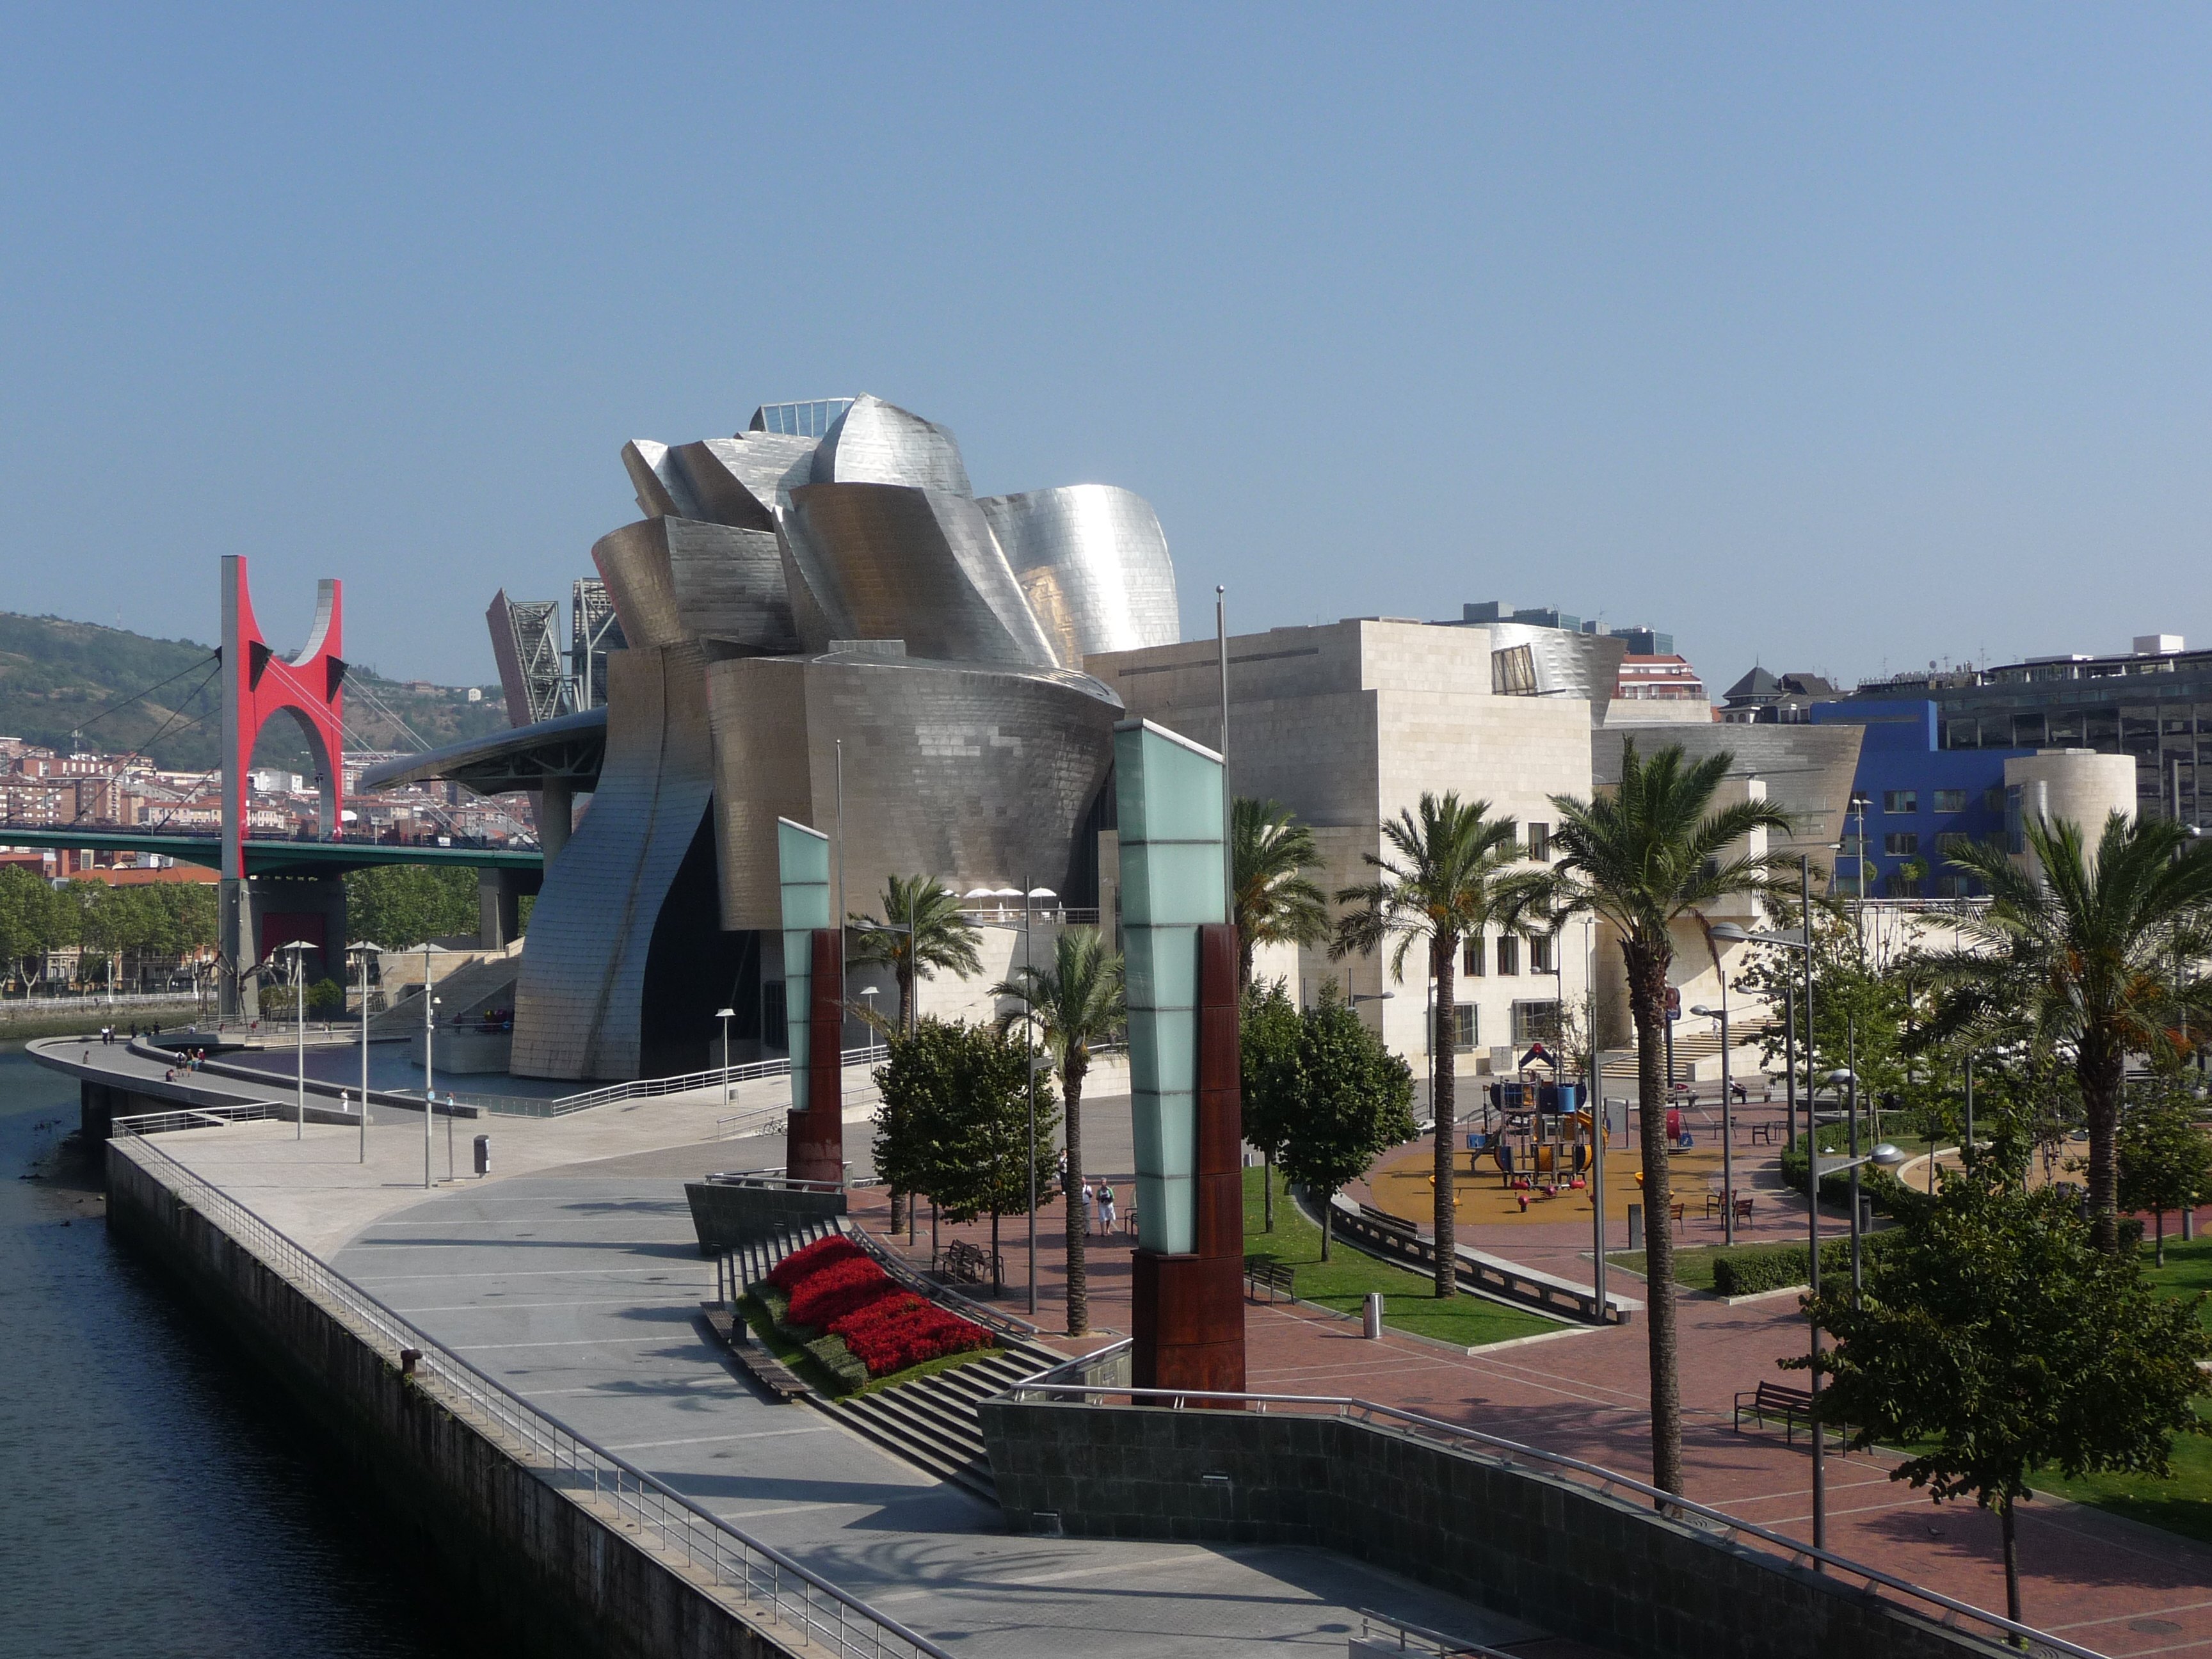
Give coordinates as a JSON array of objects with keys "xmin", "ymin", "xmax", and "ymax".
[
  {"xmin": 841, "ymin": 1392, "xmax": 993, "ymax": 1475},
  {"xmin": 837, "ymin": 1406, "xmax": 995, "ymax": 1499},
  {"xmin": 851, "ymin": 1385, "xmax": 990, "ymax": 1460}
]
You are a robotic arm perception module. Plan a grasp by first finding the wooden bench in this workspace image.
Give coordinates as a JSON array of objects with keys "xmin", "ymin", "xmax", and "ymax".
[
  {"xmin": 934, "ymin": 1239, "xmax": 1004, "ymax": 1288},
  {"xmin": 700, "ymin": 1303, "xmax": 808, "ymax": 1402},
  {"xmin": 1244, "ymin": 1256, "xmax": 1296, "ymax": 1302},
  {"xmin": 1733, "ymin": 1379, "xmax": 1838, "ymax": 1446}
]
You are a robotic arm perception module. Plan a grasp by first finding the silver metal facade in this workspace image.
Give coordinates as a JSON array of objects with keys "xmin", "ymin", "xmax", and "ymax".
[
  {"xmin": 1484, "ymin": 621, "xmax": 1626, "ymax": 719},
  {"xmin": 511, "ymin": 643, "xmax": 717, "ymax": 1080},
  {"xmin": 591, "ymin": 517, "xmax": 800, "ymax": 657},
  {"xmin": 783, "ymin": 485, "xmax": 1061, "ymax": 669},
  {"xmin": 978, "ymin": 485, "xmax": 1180, "ymax": 668},
  {"xmin": 392, "ymin": 391, "xmax": 1180, "ymax": 1079},
  {"xmin": 707, "ymin": 652, "xmax": 1120, "ymax": 933},
  {"xmin": 810, "ymin": 394, "xmax": 972, "ymax": 495}
]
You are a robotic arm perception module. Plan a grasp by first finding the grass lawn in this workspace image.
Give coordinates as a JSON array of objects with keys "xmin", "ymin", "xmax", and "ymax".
[
  {"xmin": 2023, "ymin": 1235, "xmax": 2212, "ymax": 1543},
  {"xmin": 1605, "ymin": 1248, "xmax": 1719, "ymax": 1293},
  {"xmin": 1242, "ymin": 1166, "xmax": 1559, "ymax": 1349}
]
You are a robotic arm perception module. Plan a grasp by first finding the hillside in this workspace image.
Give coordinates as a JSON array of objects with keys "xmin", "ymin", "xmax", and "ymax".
[{"xmin": 0, "ymin": 611, "xmax": 510, "ymax": 774}]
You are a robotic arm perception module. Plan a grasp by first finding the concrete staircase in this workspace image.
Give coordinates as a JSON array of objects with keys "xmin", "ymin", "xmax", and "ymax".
[
  {"xmin": 724, "ymin": 1217, "xmax": 1052, "ymax": 1503},
  {"xmin": 367, "ymin": 954, "xmax": 522, "ymax": 1038},
  {"xmin": 835, "ymin": 1345, "xmax": 1047, "ymax": 1503}
]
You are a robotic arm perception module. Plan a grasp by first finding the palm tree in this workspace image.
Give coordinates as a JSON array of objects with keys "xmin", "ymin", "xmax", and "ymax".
[
  {"xmin": 1233, "ymin": 797, "xmax": 1331, "ymax": 988},
  {"xmin": 1516, "ymin": 740, "xmax": 1795, "ymax": 1497},
  {"xmin": 847, "ymin": 874, "xmax": 984, "ymax": 1035},
  {"xmin": 1331, "ymin": 793, "xmax": 1527, "ymax": 1298},
  {"xmin": 1930, "ymin": 813, "xmax": 2212, "ymax": 1254},
  {"xmin": 993, "ymin": 927, "xmax": 1126, "ymax": 1336}
]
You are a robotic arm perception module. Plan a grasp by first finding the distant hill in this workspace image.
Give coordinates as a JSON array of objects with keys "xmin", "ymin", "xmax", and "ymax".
[{"xmin": 0, "ymin": 611, "xmax": 511, "ymax": 775}]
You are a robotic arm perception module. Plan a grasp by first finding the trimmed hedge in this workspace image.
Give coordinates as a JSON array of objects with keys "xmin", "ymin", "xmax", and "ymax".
[{"xmin": 1710, "ymin": 1232, "xmax": 1898, "ymax": 1297}]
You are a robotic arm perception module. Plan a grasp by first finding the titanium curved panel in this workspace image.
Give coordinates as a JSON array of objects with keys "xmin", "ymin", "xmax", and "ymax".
[
  {"xmin": 811, "ymin": 394, "xmax": 972, "ymax": 495},
  {"xmin": 784, "ymin": 483, "xmax": 1061, "ymax": 668},
  {"xmin": 977, "ymin": 485, "xmax": 1180, "ymax": 667},
  {"xmin": 1487, "ymin": 623, "xmax": 1624, "ymax": 719},
  {"xmin": 512, "ymin": 643, "xmax": 716, "ymax": 1080},
  {"xmin": 708, "ymin": 652, "xmax": 1121, "ymax": 932},
  {"xmin": 591, "ymin": 518, "xmax": 799, "ymax": 655},
  {"xmin": 621, "ymin": 440, "xmax": 699, "ymax": 520},
  {"xmin": 677, "ymin": 433, "xmax": 819, "ymax": 527}
]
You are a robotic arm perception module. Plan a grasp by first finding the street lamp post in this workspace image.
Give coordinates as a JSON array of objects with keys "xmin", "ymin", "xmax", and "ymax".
[
  {"xmin": 716, "ymin": 1006, "xmax": 735, "ymax": 1117},
  {"xmin": 1806, "ymin": 1136, "xmax": 1905, "ymax": 1553},
  {"xmin": 350, "ymin": 942, "xmax": 385, "ymax": 1165},
  {"xmin": 1829, "ymin": 1060, "xmax": 1866, "ymax": 1301},
  {"xmin": 276, "ymin": 940, "xmax": 316, "ymax": 1141},
  {"xmin": 422, "ymin": 940, "xmax": 438, "ymax": 1190},
  {"xmin": 1692, "ymin": 994, "xmax": 1736, "ymax": 1244},
  {"xmin": 997, "ymin": 882, "xmax": 1057, "ymax": 1316}
]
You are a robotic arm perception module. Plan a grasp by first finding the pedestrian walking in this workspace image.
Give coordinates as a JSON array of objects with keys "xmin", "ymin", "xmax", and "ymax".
[
  {"xmin": 1079, "ymin": 1182, "xmax": 1093, "ymax": 1237},
  {"xmin": 1097, "ymin": 1181, "xmax": 1116, "ymax": 1237}
]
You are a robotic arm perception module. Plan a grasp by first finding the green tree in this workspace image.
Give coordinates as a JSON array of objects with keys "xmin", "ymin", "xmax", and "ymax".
[
  {"xmin": 913, "ymin": 1020, "xmax": 1060, "ymax": 1296},
  {"xmin": 1332, "ymin": 793, "xmax": 1525, "ymax": 1298},
  {"xmin": 1240, "ymin": 978, "xmax": 1304, "ymax": 1233},
  {"xmin": 847, "ymin": 874, "xmax": 984, "ymax": 1034},
  {"xmin": 344, "ymin": 865, "xmax": 480, "ymax": 950},
  {"xmin": 1232, "ymin": 797, "xmax": 1329, "ymax": 988},
  {"xmin": 2119, "ymin": 1078, "xmax": 2212, "ymax": 1267},
  {"xmin": 872, "ymin": 1018, "xmax": 966, "ymax": 1243},
  {"xmin": 1802, "ymin": 1138, "xmax": 2212, "ymax": 1626},
  {"xmin": 1930, "ymin": 813, "xmax": 2212, "ymax": 1253},
  {"xmin": 993, "ymin": 927, "xmax": 1124, "ymax": 1335},
  {"xmin": 1278, "ymin": 987, "xmax": 1416, "ymax": 1260},
  {"xmin": 1518, "ymin": 740, "xmax": 1795, "ymax": 1498}
]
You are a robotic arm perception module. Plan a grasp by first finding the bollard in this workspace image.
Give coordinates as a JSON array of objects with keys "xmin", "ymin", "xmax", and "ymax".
[
  {"xmin": 1627, "ymin": 1201, "xmax": 1643, "ymax": 1245},
  {"xmin": 1362, "ymin": 1291, "xmax": 1383, "ymax": 1339},
  {"xmin": 399, "ymin": 1348, "xmax": 421, "ymax": 1378},
  {"xmin": 472, "ymin": 1134, "xmax": 490, "ymax": 1177},
  {"xmin": 2187, "ymin": 1208, "xmax": 2197, "ymax": 1243}
]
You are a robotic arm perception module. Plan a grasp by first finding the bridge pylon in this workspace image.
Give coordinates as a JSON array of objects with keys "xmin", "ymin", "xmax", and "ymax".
[{"xmin": 218, "ymin": 556, "xmax": 346, "ymax": 1020}]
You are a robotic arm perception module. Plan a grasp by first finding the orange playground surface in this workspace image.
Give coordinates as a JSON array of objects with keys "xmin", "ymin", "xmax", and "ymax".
[{"xmin": 1368, "ymin": 1130, "xmax": 1736, "ymax": 1228}]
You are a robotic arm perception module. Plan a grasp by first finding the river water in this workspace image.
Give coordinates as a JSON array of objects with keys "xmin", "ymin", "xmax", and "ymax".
[{"xmin": 0, "ymin": 1049, "xmax": 474, "ymax": 1658}]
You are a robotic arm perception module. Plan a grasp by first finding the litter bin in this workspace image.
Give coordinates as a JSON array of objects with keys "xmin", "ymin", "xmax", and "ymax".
[
  {"xmin": 472, "ymin": 1134, "xmax": 491, "ymax": 1177},
  {"xmin": 1362, "ymin": 1291, "xmax": 1383, "ymax": 1340}
]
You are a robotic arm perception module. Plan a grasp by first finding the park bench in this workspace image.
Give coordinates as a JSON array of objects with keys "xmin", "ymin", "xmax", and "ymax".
[
  {"xmin": 1733, "ymin": 1379, "xmax": 1841, "ymax": 1447},
  {"xmin": 934, "ymin": 1239, "xmax": 1003, "ymax": 1289},
  {"xmin": 700, "ymin": 1303, "xmax": 808, "ymax": 1402},
  {"xmin": 1244, "ymin": 1256, "xmax": 1296, "ymax": 1302}
]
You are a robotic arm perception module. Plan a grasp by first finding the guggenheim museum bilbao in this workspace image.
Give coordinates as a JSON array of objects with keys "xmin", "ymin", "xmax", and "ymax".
[{"xmin": 378, "ymin": 391, "xmax": 2090, "ymax": 1086}]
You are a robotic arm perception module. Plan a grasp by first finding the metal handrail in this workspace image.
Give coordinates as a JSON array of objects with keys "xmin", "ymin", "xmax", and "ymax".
[
  {"xmin": 467, "ymin": 1041, "xmax": 890, "ymax": 1118},
  {"xmin": 116, "ymin": 1135, "xmax": 954, "ymax": 1659},
  {"xmin": 1358, "ymin": 1608, "xmax": 1523, "ymax": 1658},
  {"xmin": 1006, "ymin": 1382, "xmax": 2098, "ymax": 1659},
  {"xmin": 113, "ymin": 1102, "xmax": 282, "ymax": 1137}
]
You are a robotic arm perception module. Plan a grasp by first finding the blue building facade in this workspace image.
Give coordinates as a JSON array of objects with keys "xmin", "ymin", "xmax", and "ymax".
[{"xmin": 1809, "ymin": 700, "xmax": 2028, "ymax": 897}]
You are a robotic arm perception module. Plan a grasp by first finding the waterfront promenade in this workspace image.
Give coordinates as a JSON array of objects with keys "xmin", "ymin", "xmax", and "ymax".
[{"xmin": 70, "ymin": 1052, "xmax": 1578, "ymax": 1659}]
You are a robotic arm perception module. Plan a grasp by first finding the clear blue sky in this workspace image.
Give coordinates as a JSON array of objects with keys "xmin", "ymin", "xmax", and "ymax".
[{"xmin": 5, "ymin": 6, "xmax": 2209, "ymax": 694}]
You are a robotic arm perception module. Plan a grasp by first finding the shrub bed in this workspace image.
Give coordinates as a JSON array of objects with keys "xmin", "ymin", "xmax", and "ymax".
[
  {"xmin": 758, "ymin": 1234, "xmax": 991, "ymax": 1390},
  {"xmin": 1710, "ymin": 1232, "xmax": 1898, "ymax": 1297}
]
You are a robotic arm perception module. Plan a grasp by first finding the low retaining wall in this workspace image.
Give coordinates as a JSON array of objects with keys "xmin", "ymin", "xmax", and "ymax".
[
  {"xmin": 977, "ymin": 1398, "xmax": 2010, "ymax": 1659},
  {"xmin": 1326, "ymin": 1193, "xmax": 1633, "ymax": 1324},
  {"xmin": 106, "ymin": 1144, "xmax": 830, "ymax": 1659},
  {"xmin": 685, "ymin": 1181, "xmax": 846, "ymax": 1255}
]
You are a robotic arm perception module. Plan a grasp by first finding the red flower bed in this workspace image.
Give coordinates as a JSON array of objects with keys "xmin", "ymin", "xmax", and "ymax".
[
  {"xmin": 830, "ymin": 1293, "xmax": 991, "ymax": 1375},
  {"xmin": 766, "ymin": 1234, "xmax": 864, "ymax": 1290},
  {"xmin": 764, "ymin": 1234, "xmax": 992, "ymax": 1377}
]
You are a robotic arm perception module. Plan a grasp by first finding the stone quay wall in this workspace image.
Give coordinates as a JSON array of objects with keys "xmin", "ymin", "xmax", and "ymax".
[{"xmin": 977, "ymin": 1397, "xmax": 2012, "ymax": 1659}]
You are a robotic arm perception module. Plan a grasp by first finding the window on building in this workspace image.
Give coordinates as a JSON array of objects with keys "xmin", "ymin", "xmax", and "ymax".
[
  {"xmin": 1528, "ymin": 933, "xmax": 1553, "ymax": 974},
  {"xmin": 1452, "ymin": 1004, "xmax": 1478, "ymax": 1052},
  {"xmin": 1527, "ymin": 821, "xmax": 1550, "ymax": 861},
  {"xmin": 1512, "ymin": 1000, "xmax": 1560, "ymax": 1046},
  {"xmin": 1882, "ymin": 790, "xmax": 1917, "ymax": 813},
  {"xmin": 1934, "ymin": 832, "xmax": 1973, "ymax": 858},
  {"xmin": 1849, "ymin": 792, "xmax": 1871, "ymax": 813},
  {"xmin": 1886, "ymin": 867, "xmax": 1924, "ymax": 899},
  {"xmin": 1462, "ymin": 935, "xmax": 1484, "ymax": 977},
  {"xmin": 1936, "ymin": 875, "xmax": 1975, "ymax": 899},
  {"xmin": 1932, "ymin": 789, "xmax": 1968, "ymax": 813},
  {"xmin": 1984, "ymin": 787, "xmax": 2005, "ymax": 814},
  {"xmin": 1495, "ymin": 934, "xmax": 1520, "ymax": 975},
  {"xmin": 1491, "ymin": 645, "xmax": 1537, "ymax": 696},
  {"xmin": 1884, "ymin": 832, "xmax": 1919, "ymax": 856}
]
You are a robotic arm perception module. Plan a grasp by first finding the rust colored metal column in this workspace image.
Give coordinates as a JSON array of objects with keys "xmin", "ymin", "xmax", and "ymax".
[
  {"xmin": 787, "ymin": 927, "xmax": 846, "ymax": 1184},
  {"xmin": 1132, "ymin": 921, "xmax": 1246, "ymax": 1396}
]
